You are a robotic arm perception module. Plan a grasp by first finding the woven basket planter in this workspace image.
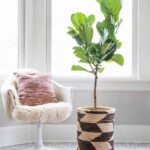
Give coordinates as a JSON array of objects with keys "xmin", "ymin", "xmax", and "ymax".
[{"xmin": 77, "ymin": 106, "xmax": 115, "ymax": 150}]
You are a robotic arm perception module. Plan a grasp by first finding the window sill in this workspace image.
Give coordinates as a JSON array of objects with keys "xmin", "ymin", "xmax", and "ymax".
[
  {"xmin": 53, "ymin": 76, "xmax": 150, "ymax": 91},
  {"xmin": 1, "ymin": 75, "xmax": 150, "ymax": 91}
]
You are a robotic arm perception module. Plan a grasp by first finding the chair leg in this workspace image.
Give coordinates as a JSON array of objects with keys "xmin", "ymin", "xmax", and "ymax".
[
  {"xmin": 22, "ymin": 122, "xmax": 59, "ymax": 150},
  {"xmin": 35, "ymin": 122, "xmax": 44, "ymax": 148},
  {"xmin": 33, "ymin": 122, "xmax": 59, "ymax": 150}
]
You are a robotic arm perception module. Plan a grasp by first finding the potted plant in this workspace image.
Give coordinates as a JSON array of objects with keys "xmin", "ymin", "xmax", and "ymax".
[{"xmin": 67, "ymin": 0, "xmax": 123, "ymax": 149}]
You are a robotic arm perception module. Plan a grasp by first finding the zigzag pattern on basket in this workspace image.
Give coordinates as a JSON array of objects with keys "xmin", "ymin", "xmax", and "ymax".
[{"xmin": 77, "ymin": 110, "xmax": 115, "ymax": 150}]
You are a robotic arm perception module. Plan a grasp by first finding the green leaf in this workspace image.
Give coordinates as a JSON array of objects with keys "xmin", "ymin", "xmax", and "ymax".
[
  {"xmin": 74, "ymin": 35, "xmax": 84, "ymax": 46},
  {"xmin": 79, "ymin": 23, "xmax": 93, "ymax": 46},
  {"xmin": 98, "ymin": 67, "xmax": 104, "ymax": 73},
  {"xmin": 96, "ymin": 21, "xmax": 108, "ymax": 44},
  {"xmin": 67, "ymin": 27, "xmax": 78, "ymax": 37},
  {"xmin": 71, "ymin": 65, "xmax": 91, "ymax": 73},
  {"xmin": 111, "ymin": 54, "xmax": 124, "ymax": 65},
  {"xmin": 94, "ymin": 43, "xmax": 102, "ymax": 54},
  {"xmin": 67, "ymin": 27, "xmax": 84, "ymax": 46},
  {"xmin": 103, "ymin": 53, "xmax": 114, "ymax": 61},
  {"xmin": 97, "ymin": 0, "xmax": 122, "ymax": 22},
  {"xmin": 107, "ymin": 34, "xmax": 122, "ymax": 49},
  {"xmin": 73, "ymin": 46, "xmax": 87, "ymax": 60},
  {"xmin": 106, "ymin": 18, "xmax": 115, "ymax": 34},
  {"xmin": 71, "ymin": 12, "xmax": 86, "ymax": 30},
  {"xmin": 115, "ymin": 18, "xmax": 123, "ymax": 33},
  {"xmin": 79, "ymin": 59, "xmax": 88, "ymax": 63},
  {"xmin": 96, "ymin": 0, "xmax": 102, "ymax": 3},
  {"xmin": 96, "ymin": 21, "xmax": 107, "ymax": 34},
  {"xmin": 106, "ymin": 39, "xmax": 116, "ymax": 51},
  {"xmin": 100, "ymin": 39, "xmax": 116, "ymax": 61},
  {"xmin": 102, "ymin": 39, "xmax": 116, "ymax": 55},
  {"xmin": 86, "ymin": 15, "xmax": 95, "ymax": 25},
  {"xmin": 116, "ymin": 41, "xmax": 122, "ymax": 49}
]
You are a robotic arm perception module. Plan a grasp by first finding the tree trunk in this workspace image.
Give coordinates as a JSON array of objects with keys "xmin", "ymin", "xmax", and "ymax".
[{"xmin": 94, "ymin": 72, "xmax": 98, "ymax": 110}]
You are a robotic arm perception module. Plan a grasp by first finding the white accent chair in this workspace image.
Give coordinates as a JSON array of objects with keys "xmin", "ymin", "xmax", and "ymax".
[{"xmin": 1, "ymin": 72, "xmax": 73, "ymax": 150}]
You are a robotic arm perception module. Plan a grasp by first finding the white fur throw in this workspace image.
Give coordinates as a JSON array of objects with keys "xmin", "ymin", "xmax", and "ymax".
[
  {"xmin": 1, "ymin": 69, "xmax": 72, "ymax": 123},
  {"xmin": 13, "ymin": 102, "xmax": 72, "ymax": 123},
  {"xmin": 1, "ymin": 69, "xmax": 39, "ymax": 119},
  {"xmin": 1, "ymin": 75, "xmax": 20, "ymax": 119}
]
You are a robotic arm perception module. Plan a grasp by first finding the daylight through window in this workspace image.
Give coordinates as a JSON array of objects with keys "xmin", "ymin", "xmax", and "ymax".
[
  {"xmin": 0, "ymin": 0, "xmax": 18, "ymax": 75},
  {"xmin": 52, "ymin": 0, "xmax": 132, "ymax": 77}
]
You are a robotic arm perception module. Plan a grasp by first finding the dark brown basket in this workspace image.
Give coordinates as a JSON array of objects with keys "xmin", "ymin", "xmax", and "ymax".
[{"xmin": 77, "ymin": 106, "xmax": 115, "ymax": 150}]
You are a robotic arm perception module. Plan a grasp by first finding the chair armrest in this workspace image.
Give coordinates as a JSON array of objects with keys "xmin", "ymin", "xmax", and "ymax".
[
  {"xmin": 1, "ymin": 90, "xmax": 17, "ymax": 119},
  {"xmin": 1, "ymin": 78, "xmax": 20, "ymax": 119},
  {"xmin": 52, "ymin": 81, "xmax": 73, "ymax": 103},
  {"xmin": 1, "ymin": 84, "xmax": 19, "ymax": 105},
  {"xmin": 8, "ymin": 90, "xmax": 19, "ymax": 106}
]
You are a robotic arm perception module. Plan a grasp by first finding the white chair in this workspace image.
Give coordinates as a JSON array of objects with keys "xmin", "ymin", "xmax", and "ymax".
[{"xmin": 1, "ymin": 72, "xmax": 73, "ymax": 150}]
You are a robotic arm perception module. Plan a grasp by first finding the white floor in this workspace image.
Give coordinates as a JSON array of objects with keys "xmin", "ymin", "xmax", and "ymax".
[{"xmin": 0, "ymin": 143, "xmax": 150, "ymax": 150}]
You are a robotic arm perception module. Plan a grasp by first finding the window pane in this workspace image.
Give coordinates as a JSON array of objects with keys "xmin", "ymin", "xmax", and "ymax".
[
  {"xmin": 52, "ymin": 0, "xmax": 132, "ymax": 77},
  {"xmin": 0, "ymin": 0, "xmax": 18, "ymax": 75}
]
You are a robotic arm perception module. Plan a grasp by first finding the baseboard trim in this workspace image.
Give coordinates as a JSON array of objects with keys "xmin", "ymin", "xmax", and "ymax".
[{"xmin": 0, "ymin": 124, "xmax": 150, "ymax": 147}]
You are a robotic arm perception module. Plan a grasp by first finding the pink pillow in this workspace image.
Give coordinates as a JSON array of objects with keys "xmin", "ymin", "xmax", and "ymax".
[{"xmin": 14, "ymin": 73, "xmax": 57, "ymax": 106}]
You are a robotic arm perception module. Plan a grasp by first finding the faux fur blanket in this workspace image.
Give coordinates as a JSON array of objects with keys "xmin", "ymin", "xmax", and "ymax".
[
  {"xmin": 1, "ymin": 69, "xmax": 39, "ymax": 119},
  {"xmin": 1, "ymin": 75, "xmax": 19, "ymax": 119}
]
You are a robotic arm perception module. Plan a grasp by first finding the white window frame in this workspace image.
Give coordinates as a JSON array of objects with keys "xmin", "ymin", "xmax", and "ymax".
[
  {"xmin": 18, "ymin": 0, "xmax": 25, "ymax": 68},
  {"xmin": 132, "ymin": 0, "xmax": 138, "ymax": 80},
  {"xmin": 19, "ymin": 0, "xmax": 47, "ymax": 72}
]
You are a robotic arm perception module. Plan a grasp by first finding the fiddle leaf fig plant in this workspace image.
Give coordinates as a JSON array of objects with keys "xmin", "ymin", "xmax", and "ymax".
[{"xmin": 67, "ymin": 0, "xmax": 124, "ymax": 109}]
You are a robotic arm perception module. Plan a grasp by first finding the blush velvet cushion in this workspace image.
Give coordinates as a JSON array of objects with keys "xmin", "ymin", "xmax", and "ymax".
[{"xmin": 14, "ymin": 73, "xmax": 57, "ymax": 106}]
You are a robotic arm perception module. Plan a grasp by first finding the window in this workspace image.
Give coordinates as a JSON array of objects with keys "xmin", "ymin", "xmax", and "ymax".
[
  {"xmin": 0, "ymin": 0, "xmax": 18, "ymax": 75},
  {"xmin": 51, "ymin": 0, "xmax": 132, "ymax": 77}
]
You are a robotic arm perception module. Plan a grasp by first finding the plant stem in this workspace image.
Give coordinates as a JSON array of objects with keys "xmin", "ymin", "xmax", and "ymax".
[{"xmin": 94, "ymin": 68, "xmax": 98, "ymax": 110}]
